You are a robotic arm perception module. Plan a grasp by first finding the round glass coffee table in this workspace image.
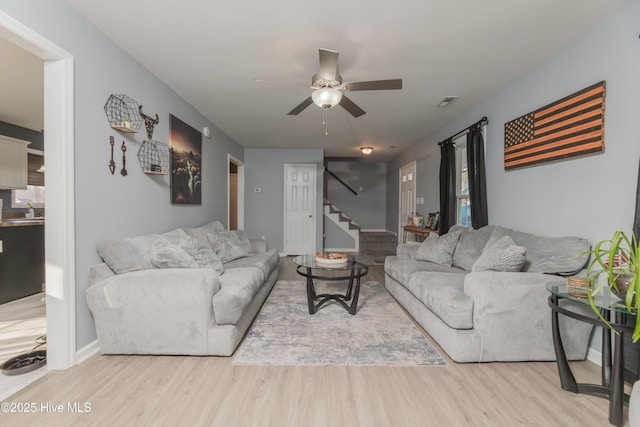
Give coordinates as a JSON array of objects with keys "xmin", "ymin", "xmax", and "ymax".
[{"xmin": 292, "ymin": 254, "xmax": 372, "ymax": 315}]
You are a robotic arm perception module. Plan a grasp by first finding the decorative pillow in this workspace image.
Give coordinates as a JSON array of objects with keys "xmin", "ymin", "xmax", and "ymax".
[
  {"xmin": 178, "ymin": 235, "xmax": 224, "ymax": 274},
  {"xmin": 415, "ymin": 229, "xmax": 462, "ymax": 267},
  {"xmin": 232, "ymin": 229, "xmax": 251, "ymax": 254},
  {"xmin": 472, "ymin": 235, "xmax": 527, "ymax": 272},
  {"xmin": 207, "ymin": 230, "xmax": 250, "ymax": 263},
  {"xmin": 150, "ymin": 237, "xmax": 199, "ymax": 269},
  {"xmin": 97, "ymin": 239, "xmax": 150, "ymax": 273}
]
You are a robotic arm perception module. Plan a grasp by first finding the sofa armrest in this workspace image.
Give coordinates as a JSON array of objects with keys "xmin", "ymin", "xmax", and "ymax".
[
  {"xmin": 86, "ymin": 268, "xmax": 222, "ymax": 354},
  {"xmin": 463, "ymin": 271, "xmax": 592, "ymax": 361},
  {"xmin": 250, "ymin": 237, "xmax": 268, "ymax": 254}
]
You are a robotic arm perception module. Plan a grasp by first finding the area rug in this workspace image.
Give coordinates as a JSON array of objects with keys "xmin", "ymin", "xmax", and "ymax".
[{"xmin": 233, "ymin": 280, "xmax": 446, "ymax": 366}]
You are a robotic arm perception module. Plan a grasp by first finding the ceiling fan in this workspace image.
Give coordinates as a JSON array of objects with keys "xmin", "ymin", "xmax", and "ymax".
[{"xmin": 255, "ymin": 48, "xmax": 403, "ymax": 118}]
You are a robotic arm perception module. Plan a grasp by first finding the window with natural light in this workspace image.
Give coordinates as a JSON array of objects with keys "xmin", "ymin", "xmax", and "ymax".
[
  {"xmin": 12, "ymin": 185, "xmax": 45, "ymax": 208},
  {"xmin": 455, "ymin": 137, "xmax": 471, "ymax": 227}
]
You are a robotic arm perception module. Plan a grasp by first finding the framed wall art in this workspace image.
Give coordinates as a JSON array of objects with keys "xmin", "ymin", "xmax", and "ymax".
[
  {"xmin": 504, "ymin": 81, "xmax": 605, "ymax": 170},
  {"xmin": 170, "ymin": 114, "xmax": 202, "ymax": 205}
]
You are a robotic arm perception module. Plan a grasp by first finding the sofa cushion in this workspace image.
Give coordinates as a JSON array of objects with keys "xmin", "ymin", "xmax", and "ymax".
[
  {"xmin": 97, "ymin": 238, "xmax": 151, "ymax": 273},
  {"xmin": 212, "ymin": 267, "xmax": 264, "ymax": 325},
  {"xmin": 415, "ymin": 228, "xmax": 462, "ymax": 267},
  {"xmin": 176, "ymin": 235, "xmax": 224, "ymax": 274},
  {"xmin": 405, "ymin": 271, "xmax": 473, "ymax": 329},
  {"xmin": 472, "ymin": 236, "xmax": 526, "ymax": 272},
  {"xmin": 224, "ymin": 248, "xmax": 279, "ymax": 281},
  {"xmin": 508, "ymin": 230, "xmax": 590, "ymax": 275},
  {"xmin": 207, "ymin": 230, "xmax": 251, "ymax": 263},
  {"xmin": 150, "ymin": 236, "xmax": 199, "ymax": 269},
  {"xmin": 385, "ymin": 256, "xmax": 465, "ymax": 285},
  {"xmin": 451, "ymin": 225, "xmax": 505, "ymax": 271}
]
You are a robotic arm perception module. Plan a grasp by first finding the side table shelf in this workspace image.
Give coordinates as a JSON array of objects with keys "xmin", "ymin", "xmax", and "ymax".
[{"xmin": 546, "ymin": 283, "xmax": 632, "ymax": 427}]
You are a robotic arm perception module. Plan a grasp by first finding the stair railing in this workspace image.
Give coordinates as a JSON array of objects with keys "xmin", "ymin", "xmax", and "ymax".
[{"xmin": 325, "ymin": 167, "xmax": 358, "ymax": 196}]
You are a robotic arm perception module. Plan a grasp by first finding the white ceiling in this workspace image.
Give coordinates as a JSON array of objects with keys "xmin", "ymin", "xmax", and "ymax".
[{"xmin": 3, "ymin": 1, "xmax": 629, "ymax": 161}]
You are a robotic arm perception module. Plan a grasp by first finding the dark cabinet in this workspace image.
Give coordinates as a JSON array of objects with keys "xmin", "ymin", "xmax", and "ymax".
[{"xmin": 0, "ymin": 224, "xmax": 44, "ymax": 304}]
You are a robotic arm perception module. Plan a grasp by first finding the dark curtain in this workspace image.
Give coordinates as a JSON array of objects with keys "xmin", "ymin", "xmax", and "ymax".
[
  {"xmin": 439, "ymin": 139, "xmax": 457, "ymax": 233},
  {"xmin": 466, "ymin": 125, "xmax": 489, "ymax": 228},
  {"xmin": 634, "ymin": 156, "xmax": 640, "ymax": 239}
]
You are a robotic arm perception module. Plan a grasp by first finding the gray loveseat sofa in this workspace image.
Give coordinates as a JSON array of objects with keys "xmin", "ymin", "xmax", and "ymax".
[
  {"xmin": 384, "ymin": 224, "xmax": 593, "ymax": 363},
  {"xmin": 86, "ymin": 220, "xmax": 279, "ymax": 356}
]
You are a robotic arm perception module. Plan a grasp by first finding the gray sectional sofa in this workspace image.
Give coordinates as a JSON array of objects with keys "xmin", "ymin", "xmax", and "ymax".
[
  {"xmin": 384, "ymin": 224, "xmax": 594, "ymax": 363},
  {"xmin": 86, "ymin": 220, "xmax": 279, "ymax": 356}
]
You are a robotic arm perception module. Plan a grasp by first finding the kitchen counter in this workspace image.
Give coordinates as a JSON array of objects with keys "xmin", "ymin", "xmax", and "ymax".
[
  {"xmin": 0, "ymin": 218, "xmax": 45, "ymax": 227},
  {"xmin": 0, "ymin": 222, "xmax": 45, "ymax": 304}
]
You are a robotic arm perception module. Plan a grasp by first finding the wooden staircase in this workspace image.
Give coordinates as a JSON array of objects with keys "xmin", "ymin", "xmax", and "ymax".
[{"xmin": 323, "ymin": 199, "xmax": 360, "ymax": 251}]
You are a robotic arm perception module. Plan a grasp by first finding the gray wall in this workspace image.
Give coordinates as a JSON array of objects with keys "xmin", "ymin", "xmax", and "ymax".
[
  {"xmin": 388, "ymin": 0, "xmax": 640, "ymax": 248},
  {"xmin": 326, "ymin": 161, "xmax": 387, "ymax": 230},
  {"xmin": 244, "ymin": 148, "xmax": 324, "ymax": 254},
  {"xmin": 1, "ymin": 0, "xmax": 244, "ymax": 349},
  {"xmin": 387, "ymin": 0, "xmax": 640, "ymax": 356}
]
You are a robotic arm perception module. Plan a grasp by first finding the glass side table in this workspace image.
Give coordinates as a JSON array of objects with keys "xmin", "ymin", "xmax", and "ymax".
[{"xmin": 546, "ymin": 282, "xmax": 634, "ymax": 427}]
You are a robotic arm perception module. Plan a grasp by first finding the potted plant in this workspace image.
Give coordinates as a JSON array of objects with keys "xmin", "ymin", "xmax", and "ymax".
[{"xmin": 585, "ymin": 229, "xmax": 640, "ymax": 342}]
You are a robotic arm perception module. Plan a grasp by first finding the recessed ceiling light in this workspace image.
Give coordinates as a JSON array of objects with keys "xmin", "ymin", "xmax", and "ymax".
[
  {"xmin": 388, "ymin": 145, "xmax": 396, "ymax": 150},
  {"xmin": 436, "ymin": 96, "xmax": 458, "ymax": 108}
]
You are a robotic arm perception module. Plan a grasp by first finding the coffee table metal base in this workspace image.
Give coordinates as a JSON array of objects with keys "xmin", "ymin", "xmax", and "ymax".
[{"xmin": 296, "ymin": 265, "xmax": 367, "ymax": 315}]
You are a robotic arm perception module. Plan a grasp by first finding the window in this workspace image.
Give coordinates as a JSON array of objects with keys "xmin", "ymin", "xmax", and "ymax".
[
  {"xmin": 12, "ymin": 150, "xmax": 45, "ymax": 208},
  {"xmin": 12, "ymin": 185, "xmax": 45, "ymax": 208},
  {"xmin": 455, "ymin": 137, "xmax": 471, "ymax": 227}
]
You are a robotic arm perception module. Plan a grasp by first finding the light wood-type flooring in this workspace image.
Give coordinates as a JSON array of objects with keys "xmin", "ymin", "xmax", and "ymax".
[{"xmin": 1, "ymin": 257, "xmax": 626, "ymax": 426}]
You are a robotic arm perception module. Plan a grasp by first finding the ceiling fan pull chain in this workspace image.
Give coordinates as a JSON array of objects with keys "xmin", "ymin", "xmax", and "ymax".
[{"xmin": 324, "ymin": 108, "xmax": 328, "ymax": 135}]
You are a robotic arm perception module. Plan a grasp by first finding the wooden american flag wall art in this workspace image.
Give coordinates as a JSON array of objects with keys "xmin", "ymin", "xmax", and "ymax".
[{"xmin": 504, "ymin": 81, "xmax": 606, "ymax": 170}]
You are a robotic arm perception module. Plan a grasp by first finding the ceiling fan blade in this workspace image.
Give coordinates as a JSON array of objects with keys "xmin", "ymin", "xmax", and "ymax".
[
  {"xmin": 343, "ymin": 79, "xmax": 403, "ymax": 92},
  {"xmin": 287, "ymin": 97, "xmax": 313, "ymax": 115},
  {"xmin": 317, "ymin": 48, "xmax": 340, "ymax": 81},
  {"xmin": 253, "ymin": 78, "xmax": 310, "ymax": 88},
  {"xmin": 339, "ymin": 95, "xmax": 366, "ymax": 118}
]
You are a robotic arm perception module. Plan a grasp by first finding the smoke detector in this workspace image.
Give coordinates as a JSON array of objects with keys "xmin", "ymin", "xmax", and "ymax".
[{"xmin": 436, "ymin": 96, "xmax": 458, "ymax": 108}]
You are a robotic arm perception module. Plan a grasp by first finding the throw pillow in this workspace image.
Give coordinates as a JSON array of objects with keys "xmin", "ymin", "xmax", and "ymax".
[
  {"xmin": 150, "ymin": 237, "xmax": 199, "ymax": 269},
  {"xmin": 97, "ymin": 239, "xmax": 149, "ymax": 273},
  {"xmin": 471, "ymin": 235, "xmax": 527, "ymax": 272},
  {"xmin": 415, "ymin": 229, "xmax": 462, "ymax": 267},
  {"xmin": 178, "ymin": 235, "xmax": 224, "ymax": 274},
  {"xmin": 207, "ymin": 230, "xmax": 250, "ymax": 263}
]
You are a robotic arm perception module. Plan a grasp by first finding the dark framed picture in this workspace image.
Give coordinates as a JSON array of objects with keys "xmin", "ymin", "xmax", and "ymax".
[
  {"xmin": 425, "ymin": 212, "xmax": 437, "ymax": 229},
  {"xmin": 170, "ymin": 114, "xmax": 202, "ymax": 205}
]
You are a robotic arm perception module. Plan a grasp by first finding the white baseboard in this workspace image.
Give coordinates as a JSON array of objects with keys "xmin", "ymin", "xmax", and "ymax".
[
  {"xmin": 587, "ymin": 347, "xmax": 602, "ymax": 367},
  {"xmin": 76, "ymin": 339, "xmax": 100, "ymax": 364},
  {"xmin": 361, "ymin": 229, "xmax": 396, "ymax": 234}
]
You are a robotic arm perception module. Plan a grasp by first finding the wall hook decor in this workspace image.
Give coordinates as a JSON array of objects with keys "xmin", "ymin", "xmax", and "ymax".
[
  {"xmin": 108, "ymin": 136, "xmax": 116, "ymax": 175},
  {"xmin": 139, "ymin": 105, "xmax": 159, "ymax": 140},
  {"xmin": 120, "ymin": 141, "xmax": 128, "ymax": 177}
]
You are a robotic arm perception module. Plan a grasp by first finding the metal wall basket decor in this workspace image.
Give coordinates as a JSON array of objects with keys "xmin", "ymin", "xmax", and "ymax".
[
  {"xmin": 104, "ymin": 94, "xmax": 143, "ymax": 133},
  {"xmin": 137, "ymin": 140, "xmax": 170, "ymax": 175}
]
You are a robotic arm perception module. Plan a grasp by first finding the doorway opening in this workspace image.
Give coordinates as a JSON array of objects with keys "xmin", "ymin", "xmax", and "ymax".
[
  {"xmin": 228, "ymin": 154, "xmax": 244, "ymax": 230},
  {"xmin": 0, "ymin": 11, "xmax": 77, "ymax": 380}
]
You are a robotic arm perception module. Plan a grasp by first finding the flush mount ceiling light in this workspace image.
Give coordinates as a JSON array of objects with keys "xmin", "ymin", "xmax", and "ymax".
[
  {"xmin": 360, "ymin": 147, "xmax": 374, "ymax": 155},
  {"xmin": 311, "ymin": 87, "xmax": 343, "ymax": 109},
  {"xmin": 436, "ymin": 96, "xmax": 458, "ymax": 108}
]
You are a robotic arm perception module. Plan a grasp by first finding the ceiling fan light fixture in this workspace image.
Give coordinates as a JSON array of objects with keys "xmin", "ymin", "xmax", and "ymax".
[
  {"xmin": 360, "ymin": 146, "xmax": 374, "ymax": 155},
  {"xmin": 311, "ymin": 87, "xmax": 342, "ymax": 109}
]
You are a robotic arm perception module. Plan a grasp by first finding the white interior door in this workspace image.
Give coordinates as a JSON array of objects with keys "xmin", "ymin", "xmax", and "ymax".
[
  {"xmin": 399, "ymin": 161, "xmax": 416, "ymax": 237},
  {"xmin": 284, "ymin": 164, "xmax": 316, "ymax": 255}
]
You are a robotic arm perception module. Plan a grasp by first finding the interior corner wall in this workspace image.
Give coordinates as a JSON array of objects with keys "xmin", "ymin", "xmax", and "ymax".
[
  {"xmin": 243, "ymin": 148, "xmax": 324, "ymax": 254},
  {"xmin": 388, "ymin": 0, "xmax": 640, "ymax": 248},
  {"xmin": 1, "ymin": 0, "xmax": 245, "ymax": 350}
]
